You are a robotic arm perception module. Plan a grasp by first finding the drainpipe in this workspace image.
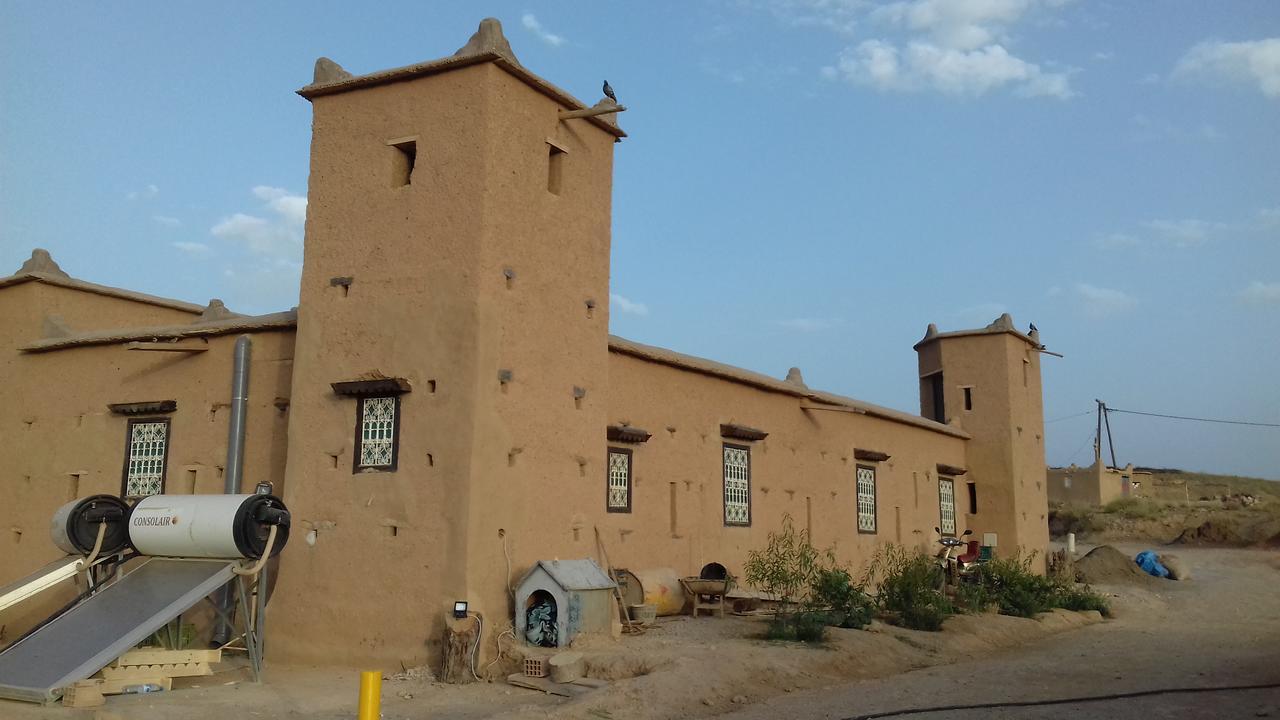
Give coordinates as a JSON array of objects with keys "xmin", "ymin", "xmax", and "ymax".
[{"xmin": 212, "ymin": 335, "xmax": 252, "ymax": 646}]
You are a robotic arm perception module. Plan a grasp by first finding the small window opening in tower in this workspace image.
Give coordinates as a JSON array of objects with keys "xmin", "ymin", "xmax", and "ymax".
[
  {"xmin": 388, "ymin": 137, "xmax": 417, "ymax": 187},
  {"xmin": 547, "ymin": 143, "xmax": 566, "ymax": 195},
  {"xmin": 964, "ymin": 386, "xmax": 973, "ymax": 411}
]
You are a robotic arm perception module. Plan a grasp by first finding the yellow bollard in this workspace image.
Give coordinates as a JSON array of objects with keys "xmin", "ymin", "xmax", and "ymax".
[{"xmin": 357, "ymin": 670, "xmax": 381, "ymax": 720}]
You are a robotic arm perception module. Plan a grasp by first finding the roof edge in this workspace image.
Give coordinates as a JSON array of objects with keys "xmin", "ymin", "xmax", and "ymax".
[
  {"xmin": 21, "ymin": 310, "xmax": 298, "ymax": 353},
  {"xmin": 297, "ymin": 53, "xmax": 626, "ymax": 139},
  {"xmin": 608, "ymin": 335, "xmax": 968, "ymax": 439},
  {"xmin": 0, "ymin": 272, "xmax": 207, "ymax": 314}
]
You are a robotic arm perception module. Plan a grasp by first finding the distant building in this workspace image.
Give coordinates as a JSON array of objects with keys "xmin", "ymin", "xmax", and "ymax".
[
  {"xmin": 1047, "ymin": 460, "xmax": 1135, "ymax": 507},
  {"xmin": 0, "ymin": 19, "xmax": 1050, "ymax": 668}
]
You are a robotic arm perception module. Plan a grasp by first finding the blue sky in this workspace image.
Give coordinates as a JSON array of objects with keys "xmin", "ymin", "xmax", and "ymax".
[{"xmin": 2, "ymin": 2, "xmax": 1277, "ymax": 478}]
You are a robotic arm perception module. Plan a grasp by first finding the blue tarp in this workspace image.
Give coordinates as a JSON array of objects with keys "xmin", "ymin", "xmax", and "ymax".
[{"xmin": 1135, "ymin": 550, "xmax": 1170, "ymax": 578}]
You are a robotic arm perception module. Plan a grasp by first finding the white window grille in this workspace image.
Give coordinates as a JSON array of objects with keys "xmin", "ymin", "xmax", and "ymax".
[
  {"xmin": 856, "ymin": 466, "xmax": 877, "ymax": 533},
  {"xmin": 723, "ymin": 445, "xmax": 750, "ymax": 526},
  {"xmin": 607, "ymin": 450, "xmax": 631, "ymax": 511},
  {"xmin": 358, "ymin": 396, "xmax": 397, "ymax": 469},
  {"xmin": 939, "ymin": 477, "xmax": 957, "ymax": 536},
  {"xmin": 125, "ymin": 421, "xmax": 168, "ymax": 497}
]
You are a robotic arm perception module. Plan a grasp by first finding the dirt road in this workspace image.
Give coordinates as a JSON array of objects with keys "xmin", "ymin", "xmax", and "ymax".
[{"xmin": 724, "ymin": 544, "xmax": 1280, "ymax": 720}]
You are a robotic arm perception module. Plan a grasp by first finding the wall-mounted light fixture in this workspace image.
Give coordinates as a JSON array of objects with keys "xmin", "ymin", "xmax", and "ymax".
[{"xmin": 453, "ymin": 601, "xmax": 468, "ymax": 619}]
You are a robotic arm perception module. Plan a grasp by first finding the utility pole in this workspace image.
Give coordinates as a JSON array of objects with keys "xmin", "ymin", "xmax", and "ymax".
[{"xmin": 1095, "ymin": 399, "xmax": 1118, "ymax": 468}]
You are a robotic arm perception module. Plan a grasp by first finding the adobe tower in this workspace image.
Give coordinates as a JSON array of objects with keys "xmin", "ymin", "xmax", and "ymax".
[
  {"xmin": 270, "ymin": 19, "xmax": 624, "ymax": 665},
  {"xmin": 915, "ymin": 314, "xmax": 1049, "ymax": 561}
]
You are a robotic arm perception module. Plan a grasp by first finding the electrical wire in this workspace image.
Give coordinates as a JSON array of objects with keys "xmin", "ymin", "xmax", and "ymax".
[
  {"xmin": 839, "ymin": 681, "xmax": 1280, "ymax": 720},
  {"xmin": 1046, "ymin": 410, "xmax": 1093, "ymax": 424},
  {"xmin": 1107, "ymin": 407, "xmax": 1280, "ymax": 428},
  {"xmin": 469, "ymin": 612, "xmax": 483, "ymax": 681}
]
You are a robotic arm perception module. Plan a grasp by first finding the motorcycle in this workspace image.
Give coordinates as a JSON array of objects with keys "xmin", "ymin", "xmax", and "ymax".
[{"xmin": 934, "ymin": 527, "xmax": 978, "ymax": 588}]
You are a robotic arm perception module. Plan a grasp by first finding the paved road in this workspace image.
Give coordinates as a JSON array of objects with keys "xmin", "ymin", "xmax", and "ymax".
[{"xmin": 725, "ymin": 545, "xmax": 1280, "ymax": 720}]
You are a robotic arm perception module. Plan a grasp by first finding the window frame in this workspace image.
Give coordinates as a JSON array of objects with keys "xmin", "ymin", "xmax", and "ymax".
[
  {"xmin": 722, "ymin": 443, "xmax": 752, "ymax": 527},
  {"xmin": 606, "ymin": 447, "xmax": 633, "ymax": 513},
  {"xmin": 353, "ymin": 395, "xmax": 402, "ymax": 473},
  {"xmin": 855, "ymin": 464, "xmax": 878, "ymax": 534},
  {"xmin": 939, "ymin": 476, "xmax": 957, "ymax": 536},
  {"xmin": 120, "ymin": 417, "xmax": 171, "ymax": 499}
]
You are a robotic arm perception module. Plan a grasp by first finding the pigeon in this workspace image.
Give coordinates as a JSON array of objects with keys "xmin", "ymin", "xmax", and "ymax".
[
  {"xmin": 1029, "ymin": 322, "xmax": 1038, "ymax": 333},
  {"xmin": 602, "ymin": 80, "xmax": 617, "ymax": 102}
]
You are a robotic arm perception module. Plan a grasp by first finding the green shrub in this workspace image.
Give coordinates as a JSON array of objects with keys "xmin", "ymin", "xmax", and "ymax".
[
  {"xmin": 745, "ymin": 515, "xmax": 828, "ymax": 642},
  {"xmin": 952, "ymin": 580, "xmax": 995, "ymax": 614},
  {"xmin": 792, "ymin": 611, "xmax": 829, "ymax": 642},
  {"xmin": 810, "ymin": 567, "xmax": 875, "ymax": 629},
  {"xmin": 1048, "ymin": 505, "xmax": 1104, "ymax": 537},
  {"xmin": 1102, "ymin": 497, "xmax": 1163, "ymax": 520},
  {"xmin": 1054, "ymin": 584, "xmax": 1111, "ymax": 616},
  {"xmin": 863, "ymin": 545, "xmax": 953, "ymax": 632}
]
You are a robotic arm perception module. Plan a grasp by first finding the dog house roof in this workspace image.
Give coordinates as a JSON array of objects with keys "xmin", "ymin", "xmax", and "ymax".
[{"xmin": 522, "ymin": 559, "xmax": 615, "ymax": 591}]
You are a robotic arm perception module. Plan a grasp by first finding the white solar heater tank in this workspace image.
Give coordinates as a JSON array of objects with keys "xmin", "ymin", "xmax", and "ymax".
[{"xmin": 128, "ymin": 494, "xmax": 289, "ymax": 560}]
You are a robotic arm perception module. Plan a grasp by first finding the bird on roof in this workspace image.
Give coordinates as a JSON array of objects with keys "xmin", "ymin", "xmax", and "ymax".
[
  {"xmin": 602, "ymin": 80, "xmax": 617, "ymax": 102},
  {"xmin": 1029, "ymin": 322, "xmax": 1038, "ymax": 333}
]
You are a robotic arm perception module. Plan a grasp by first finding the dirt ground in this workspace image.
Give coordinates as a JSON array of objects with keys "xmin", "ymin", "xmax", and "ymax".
[{"xmin": 4, "ymin": 544, "xmax": 1276, "ymax": 720}]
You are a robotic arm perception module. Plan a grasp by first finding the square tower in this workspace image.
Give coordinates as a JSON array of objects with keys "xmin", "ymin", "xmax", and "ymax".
[
  {"xmin": 915, "ymin": 314, "xmax": 1049, "ymax": 561},
  {"xmin": 271, "ymin": 19, "xmax": 624, "ymax": 665}
]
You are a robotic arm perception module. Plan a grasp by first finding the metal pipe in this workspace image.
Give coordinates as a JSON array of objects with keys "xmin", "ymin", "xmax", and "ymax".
[
  {"xmin": 225, "ymin": 335, "xmax": 252, "ymax": 494},
  {"xmin": 213, "ymin": 335, "xmax": 252, "ymax": 645}
]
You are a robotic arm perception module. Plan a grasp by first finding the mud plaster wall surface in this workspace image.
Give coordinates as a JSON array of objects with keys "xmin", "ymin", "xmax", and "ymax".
[
  {"xmin": 270, "ymin": 62, "xmax": 616, "ymax": 667},
  {"xmin": 919, "ymin": 332, "xmax": 1049, "ymax": 558},
  {"xmin": 1047, "ymin": 461, "xmax": 1126, "ymax": 507},
  {"xmin": 0, "ymin": 281, "xmax": 294, "ymax": 624}
]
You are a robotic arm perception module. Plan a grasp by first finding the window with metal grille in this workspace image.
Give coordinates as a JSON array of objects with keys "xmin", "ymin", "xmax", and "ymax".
[
  {"xmin": 856, "ymin": 465, "xmax": 877, "ymax": 533},
  {"xmin": 939, "ymin": 477, "xmax": 957, "ymax": 536},
  {"xmin": 123, "ymin": 419, "xmax": 169, "ymax": 498},
  {"xmin": 607, "ymin": 448, "xmax": 632, "ymax": 512},
  {"xmin": 355, "ymin": 396, "xmax": 400, "ymax": 472},
  {"xmin": 723, "ymin": 444, "xmax": 751, "ymax": 526}
]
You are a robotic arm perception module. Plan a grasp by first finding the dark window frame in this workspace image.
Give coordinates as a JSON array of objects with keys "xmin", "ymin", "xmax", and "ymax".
[
  {"xmin": 120, "ymin": 416, "xmax": 171, "ymax": 498},
  {"xmin": 938, "ymin": 476, "xmax": 957, "ymax": 537},
  {"xmin": 352, "ymin": 395, "xmax": 402, "ymax": 473},
  {"xmin": 722, "ymin": 442, "xmax": 753, "ymax": 527},
  {"xmin": 963, "ymin": 386, "xmax": 973, "ymax": 411},
  {"xmin": 855, "ymin": 464, "xmax": 878, "ymax": 535},
  {"xmin": 606, "ymin": 447, "xmax": 633, "ymax": 513}
]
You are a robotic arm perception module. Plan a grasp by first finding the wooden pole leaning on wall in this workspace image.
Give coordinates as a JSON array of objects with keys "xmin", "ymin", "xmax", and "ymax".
[{"xmin": 559, "ymin": 104, "xmax": 627, "ymax": 121}]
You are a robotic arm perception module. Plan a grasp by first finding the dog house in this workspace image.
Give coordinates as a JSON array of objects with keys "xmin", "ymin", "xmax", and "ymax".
[{"xmin": 515, "ymin": 559, "xmax": 616, "ymax": 648}]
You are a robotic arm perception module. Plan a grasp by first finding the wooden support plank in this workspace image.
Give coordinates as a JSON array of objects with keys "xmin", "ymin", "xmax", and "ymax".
[
  {"xmin": 101, "ymin": 662, "xmax": 212, "ymax": 680},
  {"xmin": 559, "ymin": 104, "xmax": 627, "ymax": 120},
  {"xmin": 114, "ymin": 648, "xmax": 221, "ymax": 667},
  {"xmin": 125, "ymin": 341, "xmax": 208, "ymax": 353}
]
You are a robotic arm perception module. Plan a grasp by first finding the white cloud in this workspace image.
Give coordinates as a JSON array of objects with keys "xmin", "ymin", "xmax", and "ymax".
[
  {"xmin": 777, "ymin": 317, "xmax": 841, "ymax": 332},
  {"xmin": 211, "ymin": 187, "xmax": 307, "ymax": 266},
  {"xmin": 610, "ymin": 293, "xmax": 649, "ymax": 316},
  {"xmin": 1074, "ymin": 283, "xmax": 1135, "ymax": 315},
  {"xmin": 1093, "ymin": 51, "xmax": 1112, "ymax": 61},
  {"xmin": 819, "ymin": 0, "xmax": 1075, "ymax": 99},
  {"xmin": 1240, "ymin": 281, "xmax": 1280, "ymax": 305},
  {"xmin": 521, "ymin": 13, "xmax": 565, "ymax": 47},
  {"xmin": 1173, "ymin": 38, "xmax": 1280, "ymax": 98},
  {"xmin": 172, "ymin": 241, "xmax": 212, "ymax": 257},
  {"xmin": 127, "ymin": 184, "xmax": 159, "ymax": 201},
  {"xmin": 152, "ymin": 215, "xmax": 182, "ymax": 228},
  {"xmin": 1140, "ymin": 218, "xmax": 1225, "ymax": 247}
]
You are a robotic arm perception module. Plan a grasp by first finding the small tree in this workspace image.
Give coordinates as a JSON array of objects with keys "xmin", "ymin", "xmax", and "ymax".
[{"xmin": 744, "ymin": 514, "xmax": 823, "ymax": 639}]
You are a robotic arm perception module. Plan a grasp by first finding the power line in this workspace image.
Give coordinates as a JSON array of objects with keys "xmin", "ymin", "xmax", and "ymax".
[
  {"xmin": 1046, "ymin": 410, "xmax": 1093, "ymax": 424},
  {"xmin": 1107, "ymin": 407, "xmax": 1280, "ymax": 428}
]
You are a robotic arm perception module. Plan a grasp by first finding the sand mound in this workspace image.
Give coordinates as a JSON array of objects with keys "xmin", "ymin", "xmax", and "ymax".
[
  {"xmin": 1074, "ymin": 545, "xmax": 1160, "ymax": 585},
  {"xmin": 1173, "ymin": 516, "xmax": 1280, "ymax": 546},
  {"xmin": 1157, "ymin": 553, "xmax": 1190, "ymax": 581}
]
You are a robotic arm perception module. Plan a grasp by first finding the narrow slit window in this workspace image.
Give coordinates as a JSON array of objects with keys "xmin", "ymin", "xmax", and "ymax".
[
  {"xmin": 547, "ymin": 143, "xmax": 565, "ymax": 195},
  {"xmin": 856, "ymin": 465, "xmax": 877, "ymax": 534},
  {"xmin": 967, "ymin": 482, "xmax": 978, "ymax": 515},
  {"xmin": 606, "ymin": 448, "xmax": 632, "ymax": 512},
  {"xmin": 963, "ymin": 387, "xmax": 973, "ymax": 411},
  {"xmin": 355, "ymin": 396, "xmax": 400, "ymax": 472},
  {"xmin": 939, "ymin": 477, "xmax": 957, "ymax": 536},
  {"xmin": 723, "ymin": 444, "xmax": 751, "ymax": 526},
  {"xmin": 389, "ymin": 138, "xmax": 417, "ymax": 187},
  {"xmin": 123, "ymin": 419, "xmax": 170, "ymax": 498}
]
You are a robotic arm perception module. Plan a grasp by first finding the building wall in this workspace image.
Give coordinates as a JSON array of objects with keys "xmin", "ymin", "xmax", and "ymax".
[
  {"xmin": 1046, "ymin": 461, "xmax": 1130, "ymax": 507},
  {"xmin": 599, "ymin": 353, "xmax": 969, "ymax": 579},
  {"xmin": 0, "ymin": 282, "xmax": 294, "ymax": 629},
  {"xmin": 270, "ymin": 60, "xmax": 618, "ymax": 666},
  {"xmin": 918, "ymin": 329, "xmax": 1049, "ymax": 558}
]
